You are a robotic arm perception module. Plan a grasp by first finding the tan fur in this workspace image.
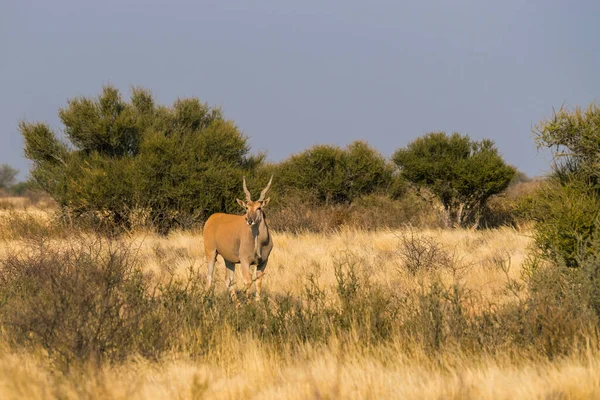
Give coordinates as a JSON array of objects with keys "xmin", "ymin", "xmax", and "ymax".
[{"xmin": 203, "ymin": 177, "xmax": 273, "ymax": 300}]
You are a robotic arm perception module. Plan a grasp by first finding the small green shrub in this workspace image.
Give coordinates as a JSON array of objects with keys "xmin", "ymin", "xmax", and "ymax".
[
  {"xmin": 523, "ymin": 259, "xmax": 599, "ymax": 358},
  {"xmin": 523, "ymin": 179, "xmax": 600, "ymax": 267}
]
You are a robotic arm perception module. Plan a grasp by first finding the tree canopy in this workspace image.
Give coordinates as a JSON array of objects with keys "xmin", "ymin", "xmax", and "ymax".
[
  {"xmin": 393, "ymin": 132, "xmax": 516, "ymax": 228},
  {"xmin": 275, "ymin": 141, "xmax": 395, "ymax": 204},
  {"xmin": 21, "ymin": 86, "xmax": 262, "ymax": 233}
]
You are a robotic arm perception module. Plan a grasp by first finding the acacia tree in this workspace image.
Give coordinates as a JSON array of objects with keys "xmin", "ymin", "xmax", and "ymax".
[
  {"xmin": 393, "ymin": 132, "xmax": 515, "ymax": 228},
  {"xmin": 20, "ymin": 86, "xmax": 262, "ymax": 233}
]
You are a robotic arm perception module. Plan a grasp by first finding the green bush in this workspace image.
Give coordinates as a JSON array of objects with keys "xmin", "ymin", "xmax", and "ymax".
[
  {"xmin": 274, "ymin": 141, "xmax": 394, "ymax": 205},
  {"xmin": 531, "ymin": 104, "xmax": 600, "ymax": 267},
  {"xmin": 523, "ymin": 179, "xmax": 600, "ymax": 267},
  {"xmin": 20, "ymin": 86, "xmax": 262, "ymax": 233},
  {"xmin": 393, "ymin": 132, "xmax": 516, "ymax": 228}
]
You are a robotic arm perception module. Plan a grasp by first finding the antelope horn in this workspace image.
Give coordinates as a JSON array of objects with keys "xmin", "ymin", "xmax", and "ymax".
[
  {"xmin": 258, "ymin": 175, "xmax": 273, "ymax": 201},
  {"xmin": 242, "ymin": 176, "xmax": 252, "ymax": 201}
]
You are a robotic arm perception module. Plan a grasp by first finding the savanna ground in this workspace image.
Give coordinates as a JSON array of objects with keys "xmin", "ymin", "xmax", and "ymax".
[{"xmin": 0, "ymin": 199, "xmax": 598, "ymax": 399}]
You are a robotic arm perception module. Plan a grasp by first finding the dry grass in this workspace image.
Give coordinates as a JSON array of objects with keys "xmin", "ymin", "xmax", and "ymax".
[
  {"xmin": 1, "ymin": 210, "xmax": 599, "ymax": 399},
  {"xmin": 1, "ymin": 341, "xmax": 599, "ymax": 399},
  {"xmin": 129, "ymin": 226, "xmax": 530, "ymax": 308},
  {"xmin": 0, "ymin": 193, "xmax": 56, "ymax": 210}
]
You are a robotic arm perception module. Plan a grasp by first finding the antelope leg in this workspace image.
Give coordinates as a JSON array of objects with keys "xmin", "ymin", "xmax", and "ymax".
[
  {"xmin": 224, "ymin": 260, "xmax": 237, "ymax": 302},
  {"xmin": 205, "ymin": 250, "xmax": 217, "ymax": 291},
  {"xmin": 256, "ymin": 260, "xmax": 268, "ymax": 301},
  {"xmin": 240, "ymin": 260, "xmax": 253, "ymax": 298}
]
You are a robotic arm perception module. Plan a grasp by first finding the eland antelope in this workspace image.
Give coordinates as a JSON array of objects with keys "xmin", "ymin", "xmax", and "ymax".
[{"xmin": 203, "ymin": 176, "xmax": 274, "ymax": 300}]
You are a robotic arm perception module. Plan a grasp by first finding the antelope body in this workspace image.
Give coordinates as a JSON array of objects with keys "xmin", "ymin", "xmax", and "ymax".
[{"xmin": 203, "ymin": 176, "xmax": 273, "ymax": 300}]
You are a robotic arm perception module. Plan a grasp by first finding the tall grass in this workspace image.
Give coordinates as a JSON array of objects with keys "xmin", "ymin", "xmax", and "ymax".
[{"xmin": 0, "ymin": 212, "xmax": 598, "ymax": 398}]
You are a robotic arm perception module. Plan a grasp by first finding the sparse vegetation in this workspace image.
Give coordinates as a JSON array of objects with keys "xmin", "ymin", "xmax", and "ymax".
[
  {"xmin": 7, "ymin": 89, "xmax": 600, "ymax": 398},
  {"xmin": 0, "ymin": 211, "xmax": 598, "ymax": 398}
]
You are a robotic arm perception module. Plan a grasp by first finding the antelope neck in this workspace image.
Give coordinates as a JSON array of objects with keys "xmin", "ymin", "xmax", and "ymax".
[{"xmin": 250, "ymin": 216, "xmax": 268, "ymax": 238}]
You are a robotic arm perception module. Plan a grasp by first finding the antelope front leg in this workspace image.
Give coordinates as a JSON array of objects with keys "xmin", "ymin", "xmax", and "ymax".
[
  {"xmin": 256, "ymin": 260, "xmax": 268, "ymax": 301},
  {"xmin": 240, "ymin": 260, "xmax": 253, "ymax": 299},
  {"xmin": 224, "ymin": 261, "xmax": 238, "ymax": 304}
]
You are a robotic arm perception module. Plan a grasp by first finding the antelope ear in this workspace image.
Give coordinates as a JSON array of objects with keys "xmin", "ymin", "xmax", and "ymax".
[
  {"xmin": 236, "ymin": 198, "xmax": 246, "ymax": 208},
  {"xmin": 261, "ymin": 197, "xmax": 271, "ymax": 208}
]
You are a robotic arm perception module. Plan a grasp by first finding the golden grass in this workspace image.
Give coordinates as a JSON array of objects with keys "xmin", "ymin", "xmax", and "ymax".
[
  {"xmin": 1, "ymin": 341, "xmax": 599, "ymax": 399},
  {"xmin": 0, "ymin": 195, "xmax": 55, "ymax": 210},
  {"xmin": 2, "ymin": 211, "xmax": 599, "ymax": 399},
  {"xmin": 130, "ymin": 226, "xmax": 531, "ymax": 308}
]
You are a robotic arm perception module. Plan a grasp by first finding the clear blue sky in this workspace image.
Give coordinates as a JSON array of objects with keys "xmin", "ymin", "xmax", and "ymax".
[{"xmin": 1, "ymin": 0, "xmax": 599, "ymax": 180}]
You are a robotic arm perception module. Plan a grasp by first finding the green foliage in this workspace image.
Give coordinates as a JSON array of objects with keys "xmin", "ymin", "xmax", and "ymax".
[
  {"xmin": 393, "ymin": 132, "xmax": 516, "ymax": 228},
  {"xmin": 532, "ymin": 104, "xmax": 600, "ymax": 267},
  {"xmin": 534, "ymin": 103, "xmax": 600, "ymax": 185},
  {"xmin": 275, "ymin": 141, "xmax": 394, "ymax": 205},
  {"xmin": 20, "ymin": 86, "xmax": 260, "ymax": 233},
  {"xmin": 523, "ymin": 180, "xmax": 600, "ymax": 267}
]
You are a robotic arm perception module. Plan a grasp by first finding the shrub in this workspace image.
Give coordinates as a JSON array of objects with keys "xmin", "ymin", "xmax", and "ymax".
[
  {"xmin": 531, "ymin": 104, "xmax": 600, "ymax": 267},
  {"xmin": 479, "ymin": 179, "xmax": 542, "ymax": 229},
  {"xmin": 275, "ymin": 141, "xmax": 394, "ymax": 205},
  {"xmin": 523, "ymin": 258, "xmax": 599, "ymax": 357},
  {"xmin": 267, "ymin": 192, "xmax": 440, "ymax": 233},
  {"xmin": 20, "ymin": 86, "xmax": 262, "ymax": 233},
  {"xmin": 523, "ymin": 179, "xmax": 600, "ymax": 267},
  {"xmin": 396, "ymin": 228, "xmax": 454, "ymax": 274},
  {"xmin": 0, "ymin": 236, "xmax": 162, "ymax": 366}
]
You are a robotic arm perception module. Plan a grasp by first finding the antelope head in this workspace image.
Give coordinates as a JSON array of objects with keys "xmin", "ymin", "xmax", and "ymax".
[{"xmin": 236, "ymin": 176, "xmax": 273, "ymax": 226}]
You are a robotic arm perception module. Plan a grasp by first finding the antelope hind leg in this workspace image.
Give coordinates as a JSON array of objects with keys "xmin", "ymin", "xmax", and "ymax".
[{"xmin": 205, "ymin": 250, "xmax": 217, "ymax": 291}]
